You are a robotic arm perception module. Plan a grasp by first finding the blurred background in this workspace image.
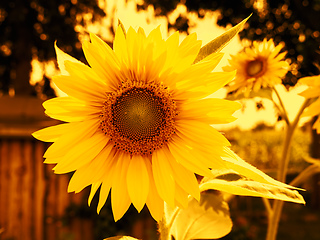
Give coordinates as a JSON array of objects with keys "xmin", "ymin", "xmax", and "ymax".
[{"xmin": 1, "ymin": 0, "xmax": 320, "ymax": 239}]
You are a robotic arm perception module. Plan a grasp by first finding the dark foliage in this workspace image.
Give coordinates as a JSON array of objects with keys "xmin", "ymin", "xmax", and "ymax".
[
  {"xmin": 0, "ymin": 0, "xmax": 105, "ymax": 96},
  {"xmin": 138, "ymin": 0, "xmax": 320, "ymax": 85}
]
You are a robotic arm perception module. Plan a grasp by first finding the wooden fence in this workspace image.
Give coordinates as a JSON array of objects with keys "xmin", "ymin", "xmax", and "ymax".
[{"xmin": 0, "ymin": 96, "xmax": 93, "ymax": 240}]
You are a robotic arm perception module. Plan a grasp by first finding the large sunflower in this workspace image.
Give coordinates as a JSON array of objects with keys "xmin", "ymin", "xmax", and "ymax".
[
  {"xmin": 33, "ymin": 26, "xmax": 249, "ymax": 221},
  {"xmin": 299, "ymin": 75, "xmax": 320, "ymax": 133},
  {"xmin": 223, "ymin": 39, "xmax": 289, "ymax": 96}
]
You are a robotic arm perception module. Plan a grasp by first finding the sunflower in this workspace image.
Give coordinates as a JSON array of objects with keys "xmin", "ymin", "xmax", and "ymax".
[
  {"xmin": 33, "ymin": 26, "xmax": 242, "ymax": 221},
  {"xmin": 299, "ymin": 75, "xmax": 320, "ymax": 133},
  {"xmin": 223, "ymin": 38, "xmax": 289, "ymax": 96}
]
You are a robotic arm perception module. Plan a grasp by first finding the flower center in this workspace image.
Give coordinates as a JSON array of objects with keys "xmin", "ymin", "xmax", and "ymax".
[
  {"xmin": 99, "ymin": 84, "xmax": 177, "ymax": 156},
  {"xmin": 246, "ymin": 59, "xmax": 265, "ymax": 77}
]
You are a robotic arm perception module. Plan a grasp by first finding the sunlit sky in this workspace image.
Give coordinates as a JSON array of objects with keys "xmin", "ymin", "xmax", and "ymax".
[{"xmin": 31, "ymin": 0, "xmax": 311, "ymax": 130}]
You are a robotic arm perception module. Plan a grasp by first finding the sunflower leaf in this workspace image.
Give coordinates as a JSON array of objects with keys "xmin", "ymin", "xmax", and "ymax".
[
  {"xmin": 168, "ymin": 192, "xmax": 232, "ymax": 240},
  {"xmin": 221, "ymin": 147, "xmax": 302, "ymax": 190},
  {"xmin": 54, "ymin": 42, "xmax": 85, "ymax": 76},
  {"xmin": 226, "ymin": 87, "xmax": 273, "ymax": 101},
  {"xmin": 194, "ymin": 14, "xmax": 252, "ymax": 64},
  {"xmin": 103, "ymin": 236, "xmax": 138, "ymax": 240},
  {"xmin": 200, "ymin": 173, "xmax": 305, "ymax": 204}
]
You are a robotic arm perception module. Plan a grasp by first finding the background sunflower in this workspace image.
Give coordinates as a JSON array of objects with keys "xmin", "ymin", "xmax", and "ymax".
[{"xmin": 223, "ymin": 39, "xmax": 289, "ymax": 97}]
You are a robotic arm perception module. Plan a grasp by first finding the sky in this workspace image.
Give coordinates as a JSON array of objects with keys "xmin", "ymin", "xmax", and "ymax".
[{"xmin": 30, "ymin": 0, "xmax": 311, "ymax": 130}]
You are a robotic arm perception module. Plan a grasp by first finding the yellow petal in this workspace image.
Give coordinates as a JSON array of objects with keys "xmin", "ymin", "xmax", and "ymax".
[
  {"xmin": 87, "ymin": 144, "xmax": 116, "ymax": 183},
  {"xmin": 82, "ymin": 39, "xmax": 120, "ymax": 89},
  {"xmin": 167, "ymin": 153, "xmax": 200, "ymax": 201},
  {"xmin": 52, "ymin": 132, "xmax": 108, "ymax": 173},
  {"xmin": 44, "ymin": 118, "xmax": 99, "ymax": 159},
  {"xmin": 67, "ymin": 144, "xmax": 114, "ymax": 193},
  {"xmin": 97, "ymin": 181, "xmax": 111, "ymax": 213},
  {"xmin": 113, "ymin": 25, "xmax": 128, "ymax": 65},
  {"xmin": 126, "ymin": 155, "xmax": 149, "ymax": 212},
  {"xmin": 32, "ymin": 123, "xmax": 72, "ymax": 142},
  {"xmin": 111, "ymin": 152, "xmax": 131, "ymax": 221},
  {"xmin": 88, "ymin": 182, "xmax": 101, "ymax": 207},
  {"xmin": 179, "ymin": 98, "xmax": 241, "ymax": 124},
  {"xmin": 174, "ymin": 184, "xmax": 189, "ymax": 209},
  {"xmin": 152, "ymin": 148, "xmax": 175, "ymax": 208},
  {"xmin": 89, "ymin": 33, "xmax": 120, "ymax": 66},
  {"xmin": 97, "ymin": 152, "xmax": 117, "ymax": 213},
  {"xmin": 176, "ymin": 120, "xmax": 230, "ymax": 147},
  {"xmin": 43, "ymin": 97, "xmax": 101, "ymax": 122},
  {"xmin": 168, "ymin": 140, "xmax": 213, "ymax": 177},
  {"xmin": 145, "ymin": 159, "xmax": 164, "ymax": 221},
  {"xmin": 53, "ymin": 75, "xmax": 106, "ymax": 103}
]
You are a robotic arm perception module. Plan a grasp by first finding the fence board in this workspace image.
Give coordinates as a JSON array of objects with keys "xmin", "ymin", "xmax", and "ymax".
[
  {"xmin": 34, "ymin": 141, "xmax": 45, "ymax": 240},
  {"xmin": 0, "ymin": 139, "xmax": 94, "ymax": 240},
  {"xmin": 44, "ymin": 163, "xmax": 58, "ymax": 240},
  {"xmin": 7, "ymin": 141, "xmax": 22, "ymax": 239},
  {"xmin": 21, "ymin": 141, "xmax": 33, "ymax": 240},
  {"xmin": 0, "ymin": 140, "xmax": 9, "ymax": 237},
  {"xmin": 0, "ymin": 96, "xmax": 95, "ymax": 240}
]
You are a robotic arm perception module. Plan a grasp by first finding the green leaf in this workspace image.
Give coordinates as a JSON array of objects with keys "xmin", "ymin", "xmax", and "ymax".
[
  {"xmin": 194, "ymin": 14, "xmax": 252, "ymax": 64},
  {"xmin": 200, "ymin": 171, "xmax": 305, "ymax": 204},
  {"xmin": 168, "ymin": 192, "xmax": 232, "ymax": 240},
  {"xmin": 221, "ymin": 148, "xmax": 302, "ymax": 191},
  {"xmin": 226, "ymin": 87, "xmax": 273, "ymax": 101},
  {"xmin": 54, "ymin": 41, "xmax": 85, "ymax": 76},
  {"xmin": 103, "ymin": 236, "xmax": 138, "ymax": 240}
]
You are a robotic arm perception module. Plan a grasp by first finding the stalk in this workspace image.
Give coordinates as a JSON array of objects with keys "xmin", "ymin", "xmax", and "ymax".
[{"xmin": 265, "ymin": 98, "xmax": 310, "ymax": 240}]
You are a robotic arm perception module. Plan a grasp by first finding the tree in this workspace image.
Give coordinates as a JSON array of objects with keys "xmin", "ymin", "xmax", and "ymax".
[
  {"xmin": 0, "ymin": 0, "xmax": 105, "ymax": 97},
  {"xmin": 138, "ymin": 0, "xmax": 320, "ymax": 85}
]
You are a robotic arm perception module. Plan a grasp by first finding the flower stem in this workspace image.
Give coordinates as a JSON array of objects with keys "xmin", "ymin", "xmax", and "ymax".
[
  {"xmin": 265, "ymin": 99, "xmax": 310, "ymax": 240},
  {"xmin": 290, "ymin": 164, "xmax": 320, "ymax": 186},
  {"xmin": 262, "ymin": 198, "xmax": 272, "ymax": 215},
  {"xmin": 158, "ymin": 219, "xmax": 170, "ymax": 240},
  {"xmin": 158, "ymin": 206, "xmax": 180, "ymax": 240},
  {"xmin": 272, "ymin": 86, "xmax": 289, "ymax": 125}
]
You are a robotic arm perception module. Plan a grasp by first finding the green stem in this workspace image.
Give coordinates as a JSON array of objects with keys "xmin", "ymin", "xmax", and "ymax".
[
  {"xmin": 262, "ymin": 198, "xmax": 272, "ymax": 215},
  {"xmin": 158, "ymin": 206, "xmax": 180, "ymax": 240},
  {"xmin": 266, "ymin": 99, "xmax": 310, "ymax": 240},
  {"xmin": 272, "ymin": 86, "xmax": 290, "ymax": 125},
  {"xmin": 158, "ymin": 219, "xmax": 171, "ymax": 240},
  {"xmin": 277, "ymin": 124, "xmax": 295, "ymax": 181},
  {"xmin": 290, "ymin": 164, "xmax": 320, "ymax": 187}
]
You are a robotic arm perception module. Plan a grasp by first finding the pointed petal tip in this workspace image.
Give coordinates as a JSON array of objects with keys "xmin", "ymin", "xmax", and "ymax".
[
  {"xmin": 31, "ymin": 131, "xmax": 39, "ymax": 139},
  {"xmin": 131, "ymin": 200, "xmax": 146, "ymax": 214},
  {"xmin": 97, "ymin": 200, "xmax": 105, "ymax": 215},
  {"xmin": 112, "ymin": 207, "xmax": 128, "ymax": 222}
]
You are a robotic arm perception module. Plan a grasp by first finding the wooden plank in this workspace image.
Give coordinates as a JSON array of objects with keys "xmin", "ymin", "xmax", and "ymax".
[
  {"xmin": 0, "ymin": 140, "xmax": 9, "ymax": 238},
  {"xmin": 44, "ymin": 163, "xmax": 58, "ymax": 240},
  {"xmin": 0, "ymin": 96, "xmax": 59, "ymax": 138},
  {"xmin": 34, "ymin": 142, "xmax": 45, "ymax": 240},
  {"xmin": 7, "ymin": 140, "xmax": 22, "ymax": 239},
  {"xmin": 70, "ymin": 218, "xmax": 94, "ymax": 240},
  {"xmin": 0, "ymin": 96, "xmax": 48, "ymax": 122},
  {"xmin": 81, "ymin": 220, "xmax": 93, "ymax": 240},
  {"xmin": 132, "ymin": 219, "xmax": 144, "ymax": 239},
  {"xmin": 21, "ymin": 140, "xmax": 33, "ymax": 240},
  {"xmin": 57, "ymin": 174, "xmax": 70, "ymax": 217},
  {"xmin": 56, "ymin": 174, "xmax": 70, "ymax": 239}
]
